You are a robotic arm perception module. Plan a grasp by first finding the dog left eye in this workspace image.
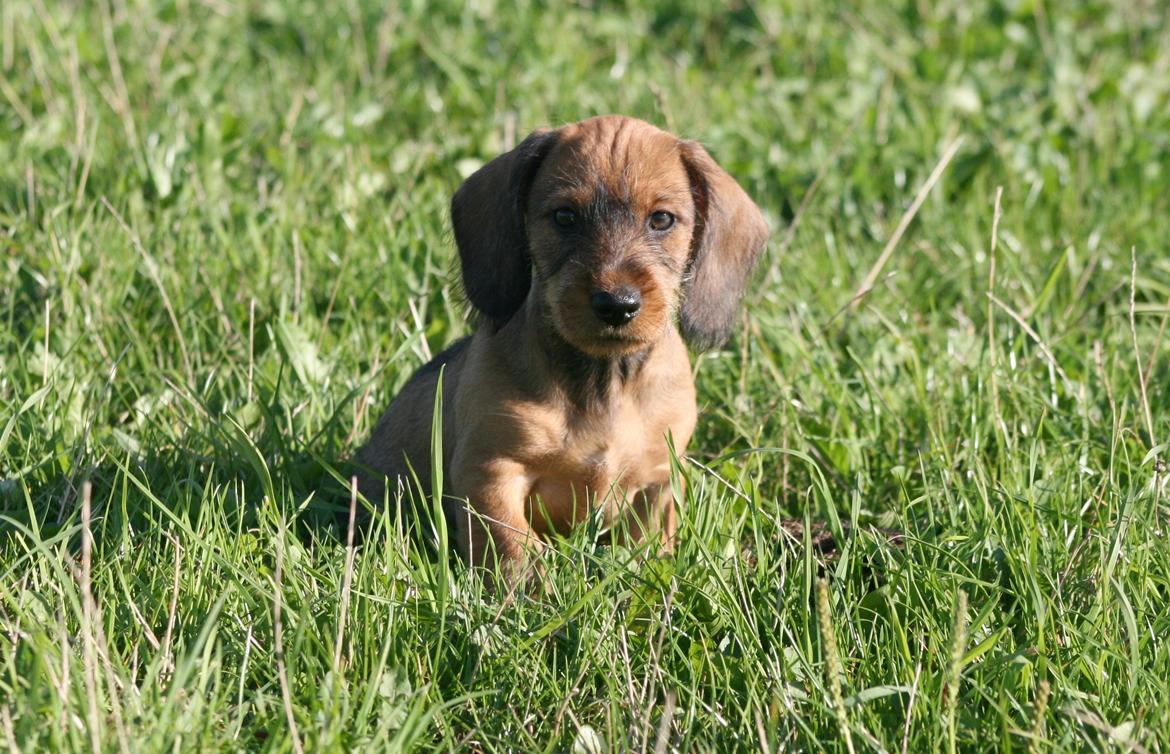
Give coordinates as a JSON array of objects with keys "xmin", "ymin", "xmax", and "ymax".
[
  {"xmin": 553, "ymin": 208, "xmax": 577, "ymax": 227},
  {"xmin": 648, "ymin": 211, "xmax": 675, "ymax": 231}
]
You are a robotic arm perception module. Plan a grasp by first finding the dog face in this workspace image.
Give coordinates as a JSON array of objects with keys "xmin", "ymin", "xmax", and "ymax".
[
  {"xmin": 524, "ymin": 119, "xmax": 695, "ymax": 356},
  {"xmin": 452, "ymin": 115, "xmax": 768, "ymax": 352}
]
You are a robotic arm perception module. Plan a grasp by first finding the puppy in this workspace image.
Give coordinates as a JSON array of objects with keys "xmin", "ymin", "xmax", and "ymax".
[{"xmin": 355, "ymin": 115, "xmax": 768, "ymax": 584}]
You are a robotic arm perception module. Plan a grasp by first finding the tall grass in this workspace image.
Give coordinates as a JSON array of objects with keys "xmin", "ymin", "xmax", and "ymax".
[{"xmin": 2, "ymin": 1, "xmax": 1168, "ymax": 750}]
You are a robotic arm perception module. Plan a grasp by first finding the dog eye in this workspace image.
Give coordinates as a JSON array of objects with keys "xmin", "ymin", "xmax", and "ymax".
[
  {"xmin": 553, "ymin": 208, "xmax": 576, "ymax": 227},
  {"xmin": 648, "ymin": 211, "xmax": 675, "ymax": 231}
]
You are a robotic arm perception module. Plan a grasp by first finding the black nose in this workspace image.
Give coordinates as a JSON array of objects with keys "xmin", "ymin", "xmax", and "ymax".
[{"xmin": 590, "ymin": 289, "xmax": 642, "ymax": 327}]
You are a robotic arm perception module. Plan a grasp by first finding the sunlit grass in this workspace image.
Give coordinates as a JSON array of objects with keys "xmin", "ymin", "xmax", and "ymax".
[{"xmin": 2, "ymin": 1, "xmax": 1169, "ymax": 751}]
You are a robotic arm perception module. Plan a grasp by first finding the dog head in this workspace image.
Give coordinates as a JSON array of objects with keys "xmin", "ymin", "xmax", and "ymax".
[{"xmin": 452, "ymin": 115, "xmax": 768, "ymax": 355}]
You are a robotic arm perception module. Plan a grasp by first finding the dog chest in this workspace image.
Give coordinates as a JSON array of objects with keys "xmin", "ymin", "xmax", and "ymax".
[{"xmin": 515, "ymin": 402, "xmax": 677, "ymax": 530}]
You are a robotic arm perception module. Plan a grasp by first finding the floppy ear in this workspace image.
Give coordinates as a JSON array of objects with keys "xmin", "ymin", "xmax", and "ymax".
[
  {"xmin": 451, "ymin": 128, "xmax": 558, "ymax": 324},
  {"xmin": 678, "ymin": 140, "xmax": 769, "ymax": 350}
]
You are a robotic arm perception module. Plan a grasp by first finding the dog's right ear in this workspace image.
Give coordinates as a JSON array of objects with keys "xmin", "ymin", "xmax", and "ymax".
[
  {"xmin": 677, "ymin": 140, "xmax": 769, "ymax": 350},
  {"xmin": 451, "ymin": 128, "xmax": 559, "ymax": 325}
]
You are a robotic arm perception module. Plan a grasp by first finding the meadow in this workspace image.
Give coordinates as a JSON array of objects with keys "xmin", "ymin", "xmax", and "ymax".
[{"xmin": 2, "ymin": 1, "xmax": 1169, "ymax": 751}]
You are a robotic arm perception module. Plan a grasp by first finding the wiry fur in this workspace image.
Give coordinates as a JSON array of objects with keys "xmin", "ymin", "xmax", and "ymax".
[{"xmin": 354, "ymin": 115, "xmax": 769, "ymax": 586}]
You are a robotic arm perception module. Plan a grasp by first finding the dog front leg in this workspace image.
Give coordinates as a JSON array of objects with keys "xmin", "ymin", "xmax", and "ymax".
[
  {"xmin": 623, "ymin": 482, "xmax": 679, "ymax": 552},
  {"xmin": 452, "ymin": 459, "xmax": 543, "ymax": 587}
]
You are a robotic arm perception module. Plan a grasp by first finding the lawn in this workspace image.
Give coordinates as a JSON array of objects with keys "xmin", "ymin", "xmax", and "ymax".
[{"xmin": 2, "ymin": 1, "xmax": 1169, "ymax": 751}]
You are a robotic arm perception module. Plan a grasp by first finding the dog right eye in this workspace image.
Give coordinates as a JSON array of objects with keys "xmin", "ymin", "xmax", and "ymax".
[{"xmin": 552, "ymin": 208, "xmax": 576, "ymax": 227}]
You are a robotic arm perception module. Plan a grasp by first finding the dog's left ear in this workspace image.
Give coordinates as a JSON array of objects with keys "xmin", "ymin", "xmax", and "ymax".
[
  {"xmin": 678, "ymin": 140, "xmax": 769, "ymax": 350},
  {"xmin": 451, "ymin": 128, "xmax": 559, "ymax": 325}
]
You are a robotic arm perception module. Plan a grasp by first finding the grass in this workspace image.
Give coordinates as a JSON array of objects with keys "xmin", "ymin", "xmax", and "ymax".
[{"xmin": 2, "ymin": 0, "xmax": 1169, "ymax": 751}]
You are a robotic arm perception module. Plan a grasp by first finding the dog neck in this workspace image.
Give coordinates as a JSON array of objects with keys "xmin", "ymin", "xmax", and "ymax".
[{"xmin": 507, "ymin": 296, "xmax": 653, "ymax": 411}]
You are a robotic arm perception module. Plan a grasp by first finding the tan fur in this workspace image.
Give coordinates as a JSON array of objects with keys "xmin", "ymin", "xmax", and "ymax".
[{"xmin": 355, "ymin": 115, "xmax": 768, "ymax": 585}]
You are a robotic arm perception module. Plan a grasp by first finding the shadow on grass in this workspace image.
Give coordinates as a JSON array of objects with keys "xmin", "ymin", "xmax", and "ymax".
[{"xmin": 0, "ymin": 385, "xmax": 364, "ymax": 552}]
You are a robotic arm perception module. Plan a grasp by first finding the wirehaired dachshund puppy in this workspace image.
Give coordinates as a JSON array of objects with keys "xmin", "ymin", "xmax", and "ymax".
[{"xmin": 355, "ymin": 115, "xmax": 768, "ymax": 584}]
